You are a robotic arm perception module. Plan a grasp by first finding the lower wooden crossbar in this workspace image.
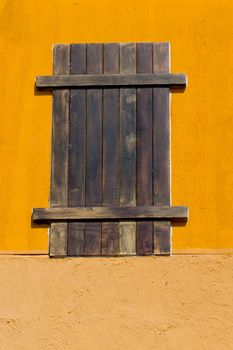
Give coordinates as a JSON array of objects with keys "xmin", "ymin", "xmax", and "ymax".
[{"xmin": 33, "ymin": 206, "xmax": 188, "ymax": 222}]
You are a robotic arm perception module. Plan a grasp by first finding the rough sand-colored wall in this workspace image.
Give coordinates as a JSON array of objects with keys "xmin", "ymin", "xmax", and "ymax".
[
  {"xmin": 0, "ymin": 0, "xmax": 232, "ymax": 252},
  {"xmin": 1, "ymin": 255, "xmax": 233, "ymax": 349}
]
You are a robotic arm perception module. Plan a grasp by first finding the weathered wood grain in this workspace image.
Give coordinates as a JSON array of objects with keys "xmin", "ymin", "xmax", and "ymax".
[
  {"xmin": 68, "ymin": 44, "xmax": 86, "ymax": 256},
  {"xmin": 33, "ymin": 206, "xmax": 188, "ymax": 221},
  {"xmin": 136, "ymin": 43, "xmax": 153, "ymax": 255},
  {"xmin": 119, "ymin": 43, "xmax": 136, "ymax": 255},
  {"xmin": 49, "ymin": 222, "xmax": 67, "ymax": 257},
  {"xmin": 102, "ymin": 44, "xmax": 120, "ymax": 256},
  {"xmin": 153, "ymin": 43, "xmax": 171, "ymax": 255},
  {"xmin": 85, "ymin": 44, "xmax": 103, "ymax": 255},
  {"xmin": 36, "ymin": 73, "xmax": 187, "ymax": 88},
  {"xmin": 50, "ymin": 44, "xmax": 70, "ymax": 257}
]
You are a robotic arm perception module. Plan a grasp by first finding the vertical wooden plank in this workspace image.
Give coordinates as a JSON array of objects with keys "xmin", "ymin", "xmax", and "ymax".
[
  {"xmin": 102, "ymin": 44, "xmax": 120, "ymax": 256},
  {"xmin": 50, "ymin": 44, "xmax": 70, "ymax": 257},
  {"xmin": 153, "ymin": 42, "xmax": 171, "ymax": 255},
  {"xmin": 136, "ymin": 43, "xmax": 153, "ymax": 255},
  {"xmin": 119, "ymin": 43, "xmax": 136, "ymax": 255},
  {"xmin": 85, "ymin": 44, "xmax": 103, "ymax": 255},
  {"xmin": 68, "ymin": 44, "xmax": 86, "ymax": 256}
]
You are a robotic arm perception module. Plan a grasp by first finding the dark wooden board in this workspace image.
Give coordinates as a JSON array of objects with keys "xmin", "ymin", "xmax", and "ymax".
[
  {"xmin": 50, "ymin": 44, "xmax": 70, "ymax": 257},
  {"xmin": 36, "ymin": 73, "xmax": 187, "ymax": 88},
  {"xmin": 119, "ymin": 43, "xmax": 136, "ymax": 255},
  {"xmin": 153, "ymin": 43, "xmax": 171, "ymax": 255},
  {"xmin": 136, "ymin": 43, "xmax": 153, "ymax": 255},
  {"xmin": 85, "ymin": 44, "xmax": 103, "ymax": 255},
  {"xmin": 33, "ymin": 206, "xmax": 188, "ymax": 221},
  {"xmin": 102, "ymin": 44, "xmax": 120, "ymax": 256},
  {"xmin": 68, "ymin": 44, "xmax": 87, "ymax": 256}
]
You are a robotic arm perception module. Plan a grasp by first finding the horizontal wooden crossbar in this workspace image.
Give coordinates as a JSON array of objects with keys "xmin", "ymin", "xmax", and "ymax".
[
  {"xmin": 33, "ymin": 206, "xmax": 188, "ymax": 222},
  {"xmin": 36, "ymin": 73, "xmax": 187, "ymax": 89}
]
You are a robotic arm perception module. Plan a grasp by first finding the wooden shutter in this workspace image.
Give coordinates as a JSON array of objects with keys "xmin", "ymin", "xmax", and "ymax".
[{"xmin": 33, "ymin": 42, "xmax": 188, "ymax": 257}]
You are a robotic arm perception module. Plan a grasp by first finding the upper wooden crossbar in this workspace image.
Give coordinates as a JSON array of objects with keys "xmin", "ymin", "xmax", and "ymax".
[
  {"xmin": 36, "ymin": 73, "xmax": 187, "ymax": 89},
  {"xmin": 33, "ymin": 206, "xmax": 188, "ymax": 222}
]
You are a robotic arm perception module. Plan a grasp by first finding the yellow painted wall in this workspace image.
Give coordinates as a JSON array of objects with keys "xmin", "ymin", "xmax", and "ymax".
[{"xmin": 0, "ymin": 0, "xmax": 232, "ymax": 252}]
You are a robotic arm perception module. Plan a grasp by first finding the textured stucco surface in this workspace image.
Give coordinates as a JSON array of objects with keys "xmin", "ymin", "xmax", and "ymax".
[{"xmin": 1, "ymin": 255, "xmax": 233, "ymax": 349}]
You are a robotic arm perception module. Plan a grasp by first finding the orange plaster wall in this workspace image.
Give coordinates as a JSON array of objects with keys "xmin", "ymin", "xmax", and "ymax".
[{"xmin": 0, "ymin": 0, "xmax": 233, "ymax": 252}]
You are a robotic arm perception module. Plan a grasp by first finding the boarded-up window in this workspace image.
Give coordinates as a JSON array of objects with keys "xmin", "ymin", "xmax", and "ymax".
[{"xmin": 33, "ymin": 43, "xmax": 188, "ymax": 257}]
